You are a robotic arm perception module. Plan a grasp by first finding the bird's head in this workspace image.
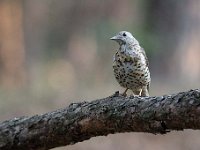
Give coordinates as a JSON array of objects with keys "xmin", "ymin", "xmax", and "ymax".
[{"xmin": 110, "ymin": 31, "xmax": 139, "ymax": 46}]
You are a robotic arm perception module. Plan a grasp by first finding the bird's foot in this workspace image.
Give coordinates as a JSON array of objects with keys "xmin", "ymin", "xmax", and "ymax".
[
  {"xmin": 129, "ymin": 94, "xmax": 141, "ymax": 99},
  {"xmin": 110, "ymin": 89, "xmax": 129, "ymax": 98},
  {"xmin": 121, "ymin": 88, "xmax": 128, "ymax": 97},
  {"xmin": 121, "ymin": 92, "xmax": 127, "ymax": 97}
]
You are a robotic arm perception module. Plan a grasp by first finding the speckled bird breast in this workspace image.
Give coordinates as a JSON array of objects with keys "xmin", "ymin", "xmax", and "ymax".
[{"xmin": 113, "ymin": 50, "xmax": 150, "ymax": 90}]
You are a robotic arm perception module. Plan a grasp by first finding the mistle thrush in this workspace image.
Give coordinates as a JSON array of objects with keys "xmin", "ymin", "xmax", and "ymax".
[{"xmin": 110, "ymin": 31, "xmax": 151, "ymax": 96}]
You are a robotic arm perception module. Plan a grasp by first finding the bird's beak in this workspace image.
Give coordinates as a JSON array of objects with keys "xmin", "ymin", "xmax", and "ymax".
[{"xmin": 110, "ymin": 35, "xmax": 118, "ymax": 40}]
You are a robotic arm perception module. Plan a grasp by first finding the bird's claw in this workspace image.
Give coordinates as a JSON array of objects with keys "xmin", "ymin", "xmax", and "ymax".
[{"xmin": 121, "ymin": 92, "xmax": 127, "ymax": 97}]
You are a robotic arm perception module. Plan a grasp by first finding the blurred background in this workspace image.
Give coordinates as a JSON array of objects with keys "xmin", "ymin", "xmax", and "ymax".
[{"xmin": 0, "ymin": 0, "xmax": 200, "ymax": 149}]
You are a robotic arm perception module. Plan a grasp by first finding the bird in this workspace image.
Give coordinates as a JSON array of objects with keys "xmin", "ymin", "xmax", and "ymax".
[{"xmin": 110, "ymin": 31, "xmax": 151, "ymax": 97}]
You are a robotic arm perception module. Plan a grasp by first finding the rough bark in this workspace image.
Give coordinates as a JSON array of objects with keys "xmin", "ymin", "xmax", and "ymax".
[{"xmin": 0, "ymin": 89, "xmax": 200, "ymax": 150}]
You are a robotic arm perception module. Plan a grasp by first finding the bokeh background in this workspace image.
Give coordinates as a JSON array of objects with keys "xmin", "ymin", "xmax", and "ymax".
[{"xmin": 0, "ymin": 0, "xmax": 200, "ymax": 150}]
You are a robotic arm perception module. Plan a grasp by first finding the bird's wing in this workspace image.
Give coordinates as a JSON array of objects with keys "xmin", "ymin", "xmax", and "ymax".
[
  {"xmin": 140, "ymin": 47, "xmax": 149, "ymax": 67},
  {"xmin": 141, "ymin": 47, "xmax": 150, "ymax": 92}
]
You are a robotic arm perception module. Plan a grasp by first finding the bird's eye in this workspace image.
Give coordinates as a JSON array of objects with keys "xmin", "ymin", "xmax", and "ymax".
[{"xmin": 123, "ymin": 33, "xmax": 126, "ymax": 36}]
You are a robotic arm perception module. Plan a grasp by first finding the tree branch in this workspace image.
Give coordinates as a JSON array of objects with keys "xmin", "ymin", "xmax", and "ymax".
[{"xmin": 0, "ymin": 89, "xmax": 200, "ymax": 150}]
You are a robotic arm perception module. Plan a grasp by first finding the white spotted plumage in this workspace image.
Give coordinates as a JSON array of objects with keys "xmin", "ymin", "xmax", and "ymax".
[{"xmin": 110, "ymin": 31, "xmax": 151, "ymax": 96}]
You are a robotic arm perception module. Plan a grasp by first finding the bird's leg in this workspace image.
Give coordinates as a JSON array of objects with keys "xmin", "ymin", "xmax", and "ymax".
[
  {"xmin": 138, "ymin": 89, "xmax": 142, "ymax": 96},
  {"xmin": 141, "ymin": 86, "xmax": 149, "ymax": 97},
  {"xmin": 131, "ymin": 89, "xmax": 142, "ymax": 97},
  {"xmin": 122, "ymin": 88, "xmax": 128, "ymax": 97}
]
